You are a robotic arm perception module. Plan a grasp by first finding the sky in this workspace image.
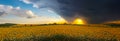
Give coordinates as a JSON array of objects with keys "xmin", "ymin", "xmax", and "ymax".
[
  {"xmin": 0, "ymin": 0, "xmax": 120, "ymax": 24},
  {"xmin": 0, "ymin": 0, "xmax": 67, "ymax": 24}
]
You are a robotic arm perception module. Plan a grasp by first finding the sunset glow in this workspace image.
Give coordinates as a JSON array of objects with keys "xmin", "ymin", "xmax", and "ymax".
[
  {"xmin": 72, "ymin": 18, "xmax": 85, "ymax": 25},
  {"xmin": 53, "ymin": 18, "xmax": 68, "ymax": 24}
]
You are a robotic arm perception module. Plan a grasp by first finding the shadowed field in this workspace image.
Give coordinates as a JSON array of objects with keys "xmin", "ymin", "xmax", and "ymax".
[{"xmin": 0, "ymin": 25, "xmax": 120, "ymax": 41}]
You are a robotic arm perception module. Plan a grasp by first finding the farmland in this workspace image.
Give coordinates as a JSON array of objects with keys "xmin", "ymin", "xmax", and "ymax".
[{"xmin": 0, "ymin": 25, "xmax": 120, "ymax": 41}]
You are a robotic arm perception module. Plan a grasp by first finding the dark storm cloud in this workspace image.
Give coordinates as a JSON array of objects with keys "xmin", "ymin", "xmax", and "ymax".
[
  {"xmin": 21, "ymin": 0, "xmax": 120, "ymax": 24},
  {"xmin": 56, "ymin": 0, "xmax": 120, "ymax": 24}
]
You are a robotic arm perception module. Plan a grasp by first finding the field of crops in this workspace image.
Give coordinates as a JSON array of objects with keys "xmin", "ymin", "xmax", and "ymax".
[{"xmin": 0, "ymin": 25, "xmax": 120, "ymax": 41}]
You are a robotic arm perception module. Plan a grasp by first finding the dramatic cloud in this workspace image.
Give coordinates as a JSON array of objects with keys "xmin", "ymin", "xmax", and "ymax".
[
  {"xmin": 0, "ymin": 5, "xmax": 37, "ymax": 18},
  {"xmin": 21, "ymin": 0, "xmax": 120, "ymax": 24},
  {"xmin": 21, "ymin": 0, "xmax": 59, "ymax": 9},
  {"xmin": 20, "ymin": 0, "xmax": 60, "ymax": 13},
  {"xmin": 0, "ymin": 11, "xmax": 7, "ymax": 16}
]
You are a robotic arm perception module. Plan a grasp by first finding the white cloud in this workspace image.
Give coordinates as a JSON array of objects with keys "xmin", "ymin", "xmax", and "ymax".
[
  {"xmin": 0, "ymin": 11, "xmax": 7, "ymax": 16},
  {"xmin": 20, "ymin": 0, "xmax": 59, "ymax": 9},
  {"xmin": 20, "ymin": 0, "xmax": 31, "ymax": 4},
  {"xmin": 16, "ymin": 7, "xmax": 21, "ymax": 10},
  {"xmin": 33, "ymin": 4, "xmax": 39, "ymax": 8},
  {"xmin": 20, "ymin": 0, "xmax": 39, "ymax": 8},
  {"xmin": 0, "ymin": 4, "xmax": 37, "ymax": 18}
]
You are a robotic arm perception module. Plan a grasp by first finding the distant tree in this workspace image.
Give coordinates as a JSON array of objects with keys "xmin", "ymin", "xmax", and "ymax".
[
  {"xmin": 24, "ymin": 24, "xmax": 27, "ymax": 26},
  {"xmin": 53, "ymin": 23, "xmax": 57, "ymax": 25},
  {"xmin": 30, "ymin": 25, "xmax": 32, "ymax": 26},
  {"xmin": 105, "ymin": 23, "xmax": 120, "ymax": 27},
  {"xmin": 0, "ymin": 23, "xmax": 16, "ymax": 27},
  {"xmin": 63, "ymin": 23, "xmax": 67, "ymax": 25}
]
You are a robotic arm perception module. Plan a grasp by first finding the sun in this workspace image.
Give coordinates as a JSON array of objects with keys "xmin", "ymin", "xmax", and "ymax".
[{"xmin": 72, "ymin": 18, "xmax": 85, "ymax": 25}]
